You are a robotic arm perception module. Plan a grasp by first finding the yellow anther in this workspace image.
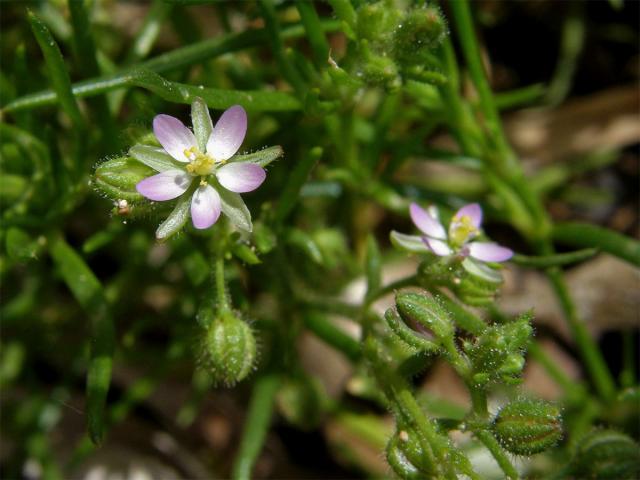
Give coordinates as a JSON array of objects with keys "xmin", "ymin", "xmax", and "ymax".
[
  {"xmin": 184, "ymin": 146, "xmax": 215, "ymax": 176},
  {"xmin": 449, "ymin": 215, "xmax": 478, "ymax": 247}
]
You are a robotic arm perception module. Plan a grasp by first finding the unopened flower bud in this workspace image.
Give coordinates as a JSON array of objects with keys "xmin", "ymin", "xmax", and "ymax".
[
  {"xmin": 492, "ymin": 398, "xmax": 562, "ymax": 455},
  {"xmin": 393, "ymin": 6, "xmax": 447, "ymax": 66},
  {"xmin": 571, "ymin": 429, "xmax": 640, "ymax": 479},
  {"xmin": 396, "ymin": 292, "xmax": 454, "ymax": 343},
  {"xmin": 200, "ymin": 311, "xmax": 256, "ymax": 386},
  {"xmin": 94, "ymin": 156, "xmax": 155, "ymax": 202}
]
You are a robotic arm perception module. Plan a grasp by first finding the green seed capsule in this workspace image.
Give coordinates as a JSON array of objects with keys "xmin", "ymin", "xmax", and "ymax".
[
  {"xmin": 492, "ymin": 399, "xmax": 562, "ymax": 455},
  {"xmin": 571, "ymin": 429, "xmax": 640, "ymax": 479},
  {"xmin": 200, "ymin": 311, "xmax": 256, "ymax": 386}
]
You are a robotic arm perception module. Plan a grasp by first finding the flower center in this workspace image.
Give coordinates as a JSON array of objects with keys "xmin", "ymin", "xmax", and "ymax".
[
  {"xmin": 184, "ymin": 146, "xmax": 216, "ymax": 176},
  {"xmin": 449, "ymin": 215, "xmax": 477, "ymax": 248}
]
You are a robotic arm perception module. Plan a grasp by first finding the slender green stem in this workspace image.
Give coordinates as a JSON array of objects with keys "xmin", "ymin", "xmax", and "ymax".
[
  {"xmin": 473, "ymin": 429, "xmax": 519, "ymax": 480},
  {"xmin": 545, "ymin": 267, "xmax": 616, "ymax": 400},
  {"xmin": 214, "ymin": 253, "xmax": 230, "ymax": 312},
  {"xmin": 303, "ymin": 312, "xmax": 361, "ymax": 362},
  {"xmin": 620, "ymin": 331, "xmax": 636, "ymax": 388},
  {"xmin": 448, "ymin": 0, "xmax": 515, "ymax": 170},
  {"xmin": 365, "ymin": 274, "xmax": 419, "ymax": 306},
  {"xmin": 231, "ymin": 374, "xmax": 280, "ymax": 480},
  {"xmin": 3, "ymin": 21, "xmax": 340, "ymax": 113}
]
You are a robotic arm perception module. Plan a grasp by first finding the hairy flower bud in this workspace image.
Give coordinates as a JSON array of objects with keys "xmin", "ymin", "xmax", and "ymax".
[
  {"xmin": 571, "ymin": 429, "xmax": 640, "ymax": 479},
  {"xmin": 94, "ymin": 156, "xmax": 155, "ymax": 202},
  {"xmin": 492, "ymin": 399, "xmax": 562, "ymax": 455},
  {"xmin": 465, "ymin": 314, "xmax": 533, "ymax": 385},
  {"xmin": 393, "ymin": 6, "xmax": 446, "ymax": 66},
  {"xmin": 396, "ymin": 292, "xmax": 454, "ymax": 343},
  {"xmin": 200, "ymin": 311, "xmax": 256, "ymax": 386}
]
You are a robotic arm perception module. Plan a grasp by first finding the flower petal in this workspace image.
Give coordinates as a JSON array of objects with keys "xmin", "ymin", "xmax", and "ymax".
[
  {"xmin": 453, "ymin": 203, "xmax": 482, "ymax": 228},
  {"xmin": 468, "ymin": 242, "xmax": 513, "ymax": 262},
  {"xmin": 191, "ymin": 184, "xmax": 221, "ymax": 229},
  {"xmin": 153, "ymin": 114, "xmax": 197, "ymax": 162},
  {"xmin": 423, "ymin": 237, "xmax": 452, "ymax": 256},
  {"xmin": 409, "ymin": 203, "xmax": 447, "ymax": 239},
  {"xmin": 207, "ymin": 105, "xmax": 247, "ymax": 161},
  {"xmin": 216, "ymin": 162, "xmax": 266, "ymax": 193},
  {"xmin": 136, "ymin": 169, "xmax": 192, "ymax": 201}
]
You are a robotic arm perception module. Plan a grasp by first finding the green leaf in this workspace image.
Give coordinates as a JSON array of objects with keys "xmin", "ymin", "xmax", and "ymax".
[
  {"xmin": 129, "ymin": 144, "xmax": 183, "ymax": 172},
  {"xmin": 297, "ymin": 1, "xmax": 330, "ymax": 67},
  {"xmin": 390, "ymin": 231, "xmax": 430, "ymax": 254},
  {"xmin": 274, "ymin": 146, "xmax": 321, "ymax": 224},
  {"xmin": 6, "ymin": 227, "xmax": 39, "ymax": 261},
  {"xmin": 3, "ymin": 21, "xmax": 341, "ymax": 113},
  {"xmin": 365, "ymin": 235, "xmax": 381, "ymax": 296},
  {"xmin": 156, "ymin": 194, "xmax": 191, "ymax": 240},
  {"xmin": 231, "ymin": 243, "xmax": 262, "ymax": 265},
  {"xmin": 286, "ymin": 229, "xmax": 323, "ymax": 264},
  {"xmin": 191, "ymin": 96, "xmax": 213, "ymax": 152},
  {"xmin": 48, "ymin": 235, "xmax": 115, "ymax": 445},
  {"xmin": 219, "ymin": 188, "xmax": 252, "ymax": 232},
  {"xmin": 512, "ymin": 248, "xmax": 599, "ymax": 268},
  {"xmin": 230, "ymin": 146, "xmax": 284, "ymax": 168},
  {"xmin": 27, "ymin": 10, "xmax": 83, "ymax": 130},
  {"xmin": 552, "ymin": 222, "xmax": 640, "ymax": 267},
  {"xmin": 129, "ymin": 69, "xmax": 301, "ymax": 112}
]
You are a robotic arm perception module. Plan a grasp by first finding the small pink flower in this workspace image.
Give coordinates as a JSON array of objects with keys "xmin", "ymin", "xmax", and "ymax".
[
  {"xmin": 136, "ymin": 104, "xmax": 266, "ymax": 230},
  {"xmin": 409, "ymin": 202, "xmax": 513, "ymax": 262}
]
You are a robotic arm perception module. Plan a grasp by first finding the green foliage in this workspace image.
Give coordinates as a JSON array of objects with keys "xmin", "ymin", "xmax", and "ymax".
[{"xmin": 1, "ymin": 0, "xmax": 637, "ymax": 478}]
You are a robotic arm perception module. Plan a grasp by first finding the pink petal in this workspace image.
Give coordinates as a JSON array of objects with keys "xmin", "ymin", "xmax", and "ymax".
[
  {"xmin": 409, "ymin": 203, "xmax": 446, "ymax": 239},
  {"xmin": 468, "ymin": 242, "xmax": 513, "ymax": 262},
  {"xmin": 216, "ymin": 163, "xmax": 266, "ymax": 193},
  {"xmin": 453, "ymin": 203, "xmax": 483, "ymax": 228},
  {"xmin": 191, "ymin": 184, "xmax": 221, "ymax": 229},
  {"xmin": 423, "ymin": 237, "xmax": 452, "ymax": 256},
  {"xmin": 206, "ymin": 105, "xmax": 247, "ymax": 161},
  {"xmin": 136, "ymin": 169, "xmax": 192, "ymax": 201},
  {"xmin": 153, "ymin": 114, "xmax": 197, "ymax": 162}
]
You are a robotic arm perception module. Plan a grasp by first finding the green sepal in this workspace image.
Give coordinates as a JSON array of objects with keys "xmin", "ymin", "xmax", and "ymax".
[
  {"xmin": 229, "ymin": 145, "xmax": 283, "ymax": 168},
  {"xmin": 156, "ymin": 193, "xmax": 191, "ymax": 240},
  {"xmin": 218, "ymin": 187, "xmax": 252, "ymax": 232},
  {"xmin": 390, "ymin": 231, "xmax": 431, "ymax": 254},
  {"xmin": 191, "ymin": 96, "xmax": 213, "ymax": 152},
  {"xmin": 129, "ymin": 144, "xmax": 183, "ymax": 172}
]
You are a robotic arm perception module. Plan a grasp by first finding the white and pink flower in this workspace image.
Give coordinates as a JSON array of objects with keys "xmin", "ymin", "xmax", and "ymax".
[
  {"xmin": 135, "ymin": 103, "xmax": 266, "ymax": 230},
  {"xmin": 392, "ymin": 202, "xmax": 513, "ymax": 263}
]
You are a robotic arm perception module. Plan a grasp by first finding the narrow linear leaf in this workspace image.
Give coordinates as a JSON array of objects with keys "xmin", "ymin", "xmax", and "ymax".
[
  {"xmin": 286, "ymin": 229, "xmax": 323, "ymax": 264},
  {"xmin": 129, "ymin": 69, "xmax": 302, "ymax": 112},
  {"xmin": 552, "ymin": 222, "xmax": 640, "ymax": 267},
  {"xmin": 297, "ymin": 1, "xmax": 330, "ymax": 67},
  {"xmin": 3, "ymin": 21, "xmax": 340, "ymax": 113},
  {"xmin": 156, "ymin": 194, "xmax": 191, "ymax": 240},
  {"xmin": 27, "ymin": 10, "xmax": 83, "ymax": 129},
  {"xmin": 48, "ymin": 235, "xmax": 115, "ymax": 445},
  {"xmin": 512, "ymin": 248, "xmax": 599, "ymax": 268},
  {"xmin": 365, "ymin": 235, "xmax": 382, "ymax": 297},
  {"xmin": 274, "ymin": 146, "xmax": 321, "ymax": 224},
  {"xmin": 232, "ymin": 374, "xmax": 280, "ymax": 480}
]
